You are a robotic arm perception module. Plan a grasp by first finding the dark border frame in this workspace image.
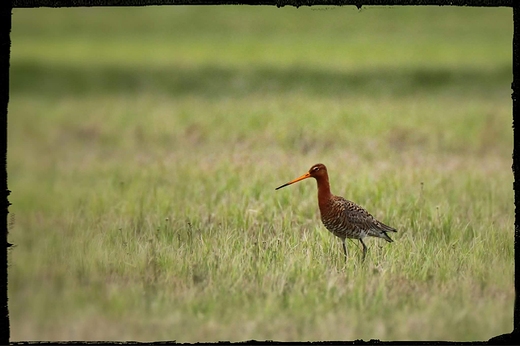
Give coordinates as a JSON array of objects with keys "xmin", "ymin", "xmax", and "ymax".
[
  {"xmin": 8, "ymin": 0, "xmax": 516, "ymax": 8},
  {"xmin": 2, "ymin": 0, "xmax": 517, "ymax": 343}
]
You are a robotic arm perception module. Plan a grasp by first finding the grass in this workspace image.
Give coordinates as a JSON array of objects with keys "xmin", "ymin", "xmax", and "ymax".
[{"xmin": 8, "ymin": 5, "xmax": 514, "ymax": 342}]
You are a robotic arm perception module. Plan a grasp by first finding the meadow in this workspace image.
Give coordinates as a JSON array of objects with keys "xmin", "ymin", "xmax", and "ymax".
[{"xmin": 7, "ymin": 5, "xmax": 514, "ymax": 341}]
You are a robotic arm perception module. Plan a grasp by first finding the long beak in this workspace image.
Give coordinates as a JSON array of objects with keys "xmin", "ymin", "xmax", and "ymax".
[{"xmin": 275, "ymin": 172, "xmax": 311, "ymax": 190}]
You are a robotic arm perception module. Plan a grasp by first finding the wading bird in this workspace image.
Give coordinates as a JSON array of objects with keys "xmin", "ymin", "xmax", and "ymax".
[{"xmin": 276, "ymin": 163, "xmax": 396, "ymax": 261}]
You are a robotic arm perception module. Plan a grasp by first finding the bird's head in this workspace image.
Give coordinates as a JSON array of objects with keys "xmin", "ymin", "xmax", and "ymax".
[{"xmin": 275, "ymin": 163, "xmax": 328, "ymax": 190}]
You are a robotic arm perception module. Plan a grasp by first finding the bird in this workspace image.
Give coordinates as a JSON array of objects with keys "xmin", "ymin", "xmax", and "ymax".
[{"xmin": 276, "ymin": 163, "xmax": 396, "ymax": 261}]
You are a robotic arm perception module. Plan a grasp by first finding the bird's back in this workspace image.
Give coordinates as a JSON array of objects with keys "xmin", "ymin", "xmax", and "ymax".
[{"xmin": 320, "ymin": 195, "xmax": 396, "ymax": 241}]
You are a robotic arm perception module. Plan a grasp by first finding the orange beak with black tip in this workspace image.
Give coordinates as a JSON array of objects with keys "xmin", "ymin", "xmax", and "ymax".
[{"xmin": 275, "ymin": 172, "xmax": 312, "ymax": 190}]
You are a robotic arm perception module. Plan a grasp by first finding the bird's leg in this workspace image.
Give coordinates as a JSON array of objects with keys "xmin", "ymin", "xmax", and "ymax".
[
  {"xmin": 342, "ymin": 239, "xmax": 348, "ymax": 261},
  {"xmin": 359, "ymin": 238, "xmax": 367, "ymax": 262}
]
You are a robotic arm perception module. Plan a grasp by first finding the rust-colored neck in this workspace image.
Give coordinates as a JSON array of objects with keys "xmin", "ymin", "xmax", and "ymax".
[{"xmin": 315, "ymin": 174, "xmax": 332, "ymax": 215}]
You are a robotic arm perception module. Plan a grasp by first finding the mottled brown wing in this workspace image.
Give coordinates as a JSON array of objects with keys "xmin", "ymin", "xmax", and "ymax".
[{"xmin": 333, "ymin": 196, "xmax": 396, "ymax": 239}]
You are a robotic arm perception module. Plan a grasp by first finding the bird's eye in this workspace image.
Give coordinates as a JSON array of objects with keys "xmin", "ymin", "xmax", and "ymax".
[{"xmin": 313, "ymin": 166, "xmax": 319, "ymax": 171}]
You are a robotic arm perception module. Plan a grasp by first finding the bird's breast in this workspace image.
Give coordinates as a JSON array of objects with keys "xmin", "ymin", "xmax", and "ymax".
[{"xmin": 320, "ymin": 201, "xmax": 346, "ymax": 235}]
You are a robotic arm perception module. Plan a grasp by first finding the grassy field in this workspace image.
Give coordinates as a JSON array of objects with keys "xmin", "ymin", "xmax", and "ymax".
[{"xmin": 8, "ymin": 5, "xmax": 514, "ymax": 342}]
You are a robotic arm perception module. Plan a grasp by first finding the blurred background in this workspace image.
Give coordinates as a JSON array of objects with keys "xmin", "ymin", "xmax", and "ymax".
[{"xmin": 8, "ymin": 5, "xmax": 513, "ymax": 342}]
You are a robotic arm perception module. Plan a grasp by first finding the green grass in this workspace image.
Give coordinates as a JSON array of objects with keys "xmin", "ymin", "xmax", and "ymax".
[{"xmin": 8, "ymin": 5, "xmax": 514, "ymax": 341}]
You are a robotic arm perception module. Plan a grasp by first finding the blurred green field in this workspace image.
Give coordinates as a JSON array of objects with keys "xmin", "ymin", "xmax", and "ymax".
[{"xmin": 8, "ymin": 5, "xmax": 514, "ymax": 342}]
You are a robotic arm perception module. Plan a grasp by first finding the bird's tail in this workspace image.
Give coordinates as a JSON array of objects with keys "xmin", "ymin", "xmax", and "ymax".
[
  {"xmin": 377, "ymin": 222, "xmax": 397, "ymax": 243},
  {"xmin": 380, "ymin": 231, "xmax": 394, "ymax": 243}
]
